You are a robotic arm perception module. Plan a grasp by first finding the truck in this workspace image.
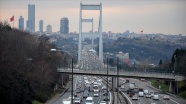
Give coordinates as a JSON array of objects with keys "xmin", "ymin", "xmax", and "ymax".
[
  {"xmin": 62, "ymin": 98, "xmax": 71, "ymax": 104},
  {"xmin": 129, "ymin": 83, "xmax": 134, "ymax": 90}
]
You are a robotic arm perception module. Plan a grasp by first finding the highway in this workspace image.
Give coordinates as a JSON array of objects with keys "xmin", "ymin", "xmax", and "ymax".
[
  {"xmin": 52, "ymin": 75, "xmax": 112, "ymax": 104},
  {"xmin": 118, "ymin": 78, "xmax": 186, "ymax": 104},
  {"xmin": 53, "ymin": 45, "xmax": 186, "ymax": 104}
]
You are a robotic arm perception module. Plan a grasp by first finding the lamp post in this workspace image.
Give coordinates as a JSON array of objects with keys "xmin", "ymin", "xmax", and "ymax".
[
  {"xmin": 117, "ymin": 57, "xmax": 119, "ymax": 104},
  {"xmin": 106, "ymin": 57, "xmax": 109, "ymax": 104},
  {"xmin": 174, "ymin": 55, "xmax": 178, "ymax": 95},
  {"xmin": 50, "ymin": 49, "xmax": 74, "ymax": 104}
]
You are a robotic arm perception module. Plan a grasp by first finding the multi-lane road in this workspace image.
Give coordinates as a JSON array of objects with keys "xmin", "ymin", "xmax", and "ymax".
[
  {"xmin": 118, "ymin": 78, "xmax": 186, "ymax": 104},
  {"xmin": 51, "ymin": 45, "xmax": 186, "ymax": 104},
  {"xmin": 52, "ymin": 75, "xmax": 112, "ymax": 104}
]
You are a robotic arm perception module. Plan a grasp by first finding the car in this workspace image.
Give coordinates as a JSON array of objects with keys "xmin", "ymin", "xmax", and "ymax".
[
  {"xmin": 94, "ymin": 89, "xmax": 99, "ymax": 92},
  {"xmin": 126, "ymin": 79, "xmax": 129, "ymax": 83},
  {"xmin": 134, "ymin": 86, "xmax": 138, "ymax": 89},
  {"xmin": 163, "ymin": 95, "xmax": 170, "ymax": 100},
  {"xmin": 132, "ymin": 95, "xmax": 139, "ymax": 100},
  {"xmin": 74, "ymin": 97, "xmax": 82, "ymax": 104},
  {"xmin": 144, "ymin": 90, "xmax": 149, "ymax": 95},
  {"xmin": 127, "ymin": 89, "xmax": 132, "ymax": 94},
  {"xmin": 85, "ymin": 97, "xmax": 94, "ymax": 104},
  {"xmin": 145, "ymin": 93, "xmax": 151, "ymax": 98},
  {"xmin": 129, "ymin": 92, "xmax": 134, "ymax": 97},
  {"xmin": 74, "ymin": 91, "xmax": 77, "ymax": 97},
  {"xmin": 93, "ymin": 84, "xmax": 99, "ymax": 88},
  {"xmin": 94, "ymin": 93, "xmax": 99, "ymax": 97},
  {"xmin": 120, "ymin": 85, "xmax": 125, "ymax": 89},
  {"xmin": 149, "ymin": 91, "xmax": 154, "ymax": 97},
  {"xmin": 153, "ymin": 94, "xmax": 159, "ymax": 100},
  {"xmin": 103, "ymin": 96, "xmax": 110, "ymax": 101},
  {"xmin": 131, "ymin": 82, "xmax": 135, "ymax": 85},
  {"xmin": 139, "ymin": 88, "xmax": 143, "ymax": 92},
  {"xmin": 100, "ymin": 101, "xmax": 106, "ymax": 104},
  {"xmin": 138, "ymin": 92, "xmax": 144, "ymax": 97},
  {"xmin": 103, "ymin": 92, "xmax": 109, "ymax": 96},
  {"xmin": 83, "ymin": 93, "xmax": 89, "ymax": 98}
]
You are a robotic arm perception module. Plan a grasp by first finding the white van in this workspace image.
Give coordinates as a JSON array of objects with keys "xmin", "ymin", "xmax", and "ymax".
[
  {"xmin": 85, "ymin": 97, "xmax": 94, "ymax": 104},
  {"xmin": 138, "ymin": 92, "xmax": 144, "ymax": 97}
]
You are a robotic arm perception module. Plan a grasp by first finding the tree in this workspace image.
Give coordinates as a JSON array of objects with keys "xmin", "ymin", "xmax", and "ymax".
[{"xmin": 0, "ymin": 21, "xmax": 68, "ymax": 104}]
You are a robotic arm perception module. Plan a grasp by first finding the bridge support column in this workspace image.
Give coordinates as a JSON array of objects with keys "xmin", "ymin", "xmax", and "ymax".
[
  {"xmin": 112, "ymin": 77, "xmax": 117, "ymax": 92},
  {"xmin": 169, "ymin": 81, "xmax": 176, "ymax": 94}
]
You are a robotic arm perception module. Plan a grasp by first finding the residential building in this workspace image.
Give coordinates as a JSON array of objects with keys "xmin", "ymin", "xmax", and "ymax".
[
  {"xmin": 39, "ymin": 20, "xmax": 43, "ymax": 32},
  {"xmin": 18, "ymin": 16, "xmax": 24, "ymax": 30},
  {"xmin": 46, "ymin": 24, "xmax": 52, "ymax": 34},
  {"xmin": 60, "ymin": 17, "xmax": 69, "ymax": 34}
]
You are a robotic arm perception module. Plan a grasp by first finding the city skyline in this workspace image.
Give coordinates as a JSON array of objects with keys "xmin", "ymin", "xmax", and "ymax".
[{"xmin": 0, "ymin": 0, "xmax": 186, "ymax": 35}]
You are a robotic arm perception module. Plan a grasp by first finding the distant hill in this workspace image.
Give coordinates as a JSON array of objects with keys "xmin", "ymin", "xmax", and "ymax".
[{"xmin": 102, "ymin": 38, "xmax": 185, "ymax": 64}]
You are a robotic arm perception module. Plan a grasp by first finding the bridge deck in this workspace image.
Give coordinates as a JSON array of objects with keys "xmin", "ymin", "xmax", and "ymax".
[{"xmin": 57, "ymin": 68, "xmax": 184, "ymax": 81}]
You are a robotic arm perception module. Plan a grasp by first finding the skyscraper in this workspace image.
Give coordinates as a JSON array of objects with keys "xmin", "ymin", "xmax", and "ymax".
[
  {"xmin": 27, "ymin": 4, "xmax": 35, "ymax": 32},
  {"xmin": 60, "ymin": 17, "xmax": 69, "ymax": 34},
  {"xmin": 39, "ymin": 20, "xmax": 43, "ymax": 32},
  {"xmin": 46, "ymin": 24, "xmax": 52, "ymax": 34},
  {"xmin": 18, "ymin": 16, "xmax": 24, "ymax": 30}
]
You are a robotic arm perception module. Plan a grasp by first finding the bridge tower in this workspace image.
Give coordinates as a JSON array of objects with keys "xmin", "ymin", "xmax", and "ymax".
[{"xmin": 78, "ymin": 2, "xmax": 103, "ymax": 62}]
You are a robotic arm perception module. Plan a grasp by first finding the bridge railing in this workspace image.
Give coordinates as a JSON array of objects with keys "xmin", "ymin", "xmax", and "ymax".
[{"xmin": 57, "ymin": 68, "xmax": 185, "ymax": 81}]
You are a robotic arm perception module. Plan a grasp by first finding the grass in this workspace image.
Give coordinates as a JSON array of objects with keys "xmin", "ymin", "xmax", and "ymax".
[
  {"xmin": 178, "ymin": 90, "xmax": 186, "ymax": 99},
  {"xmin": 32, "ymin": 100, "xmax": 42, "ymax": 104},
  {"xmin": 150, "ymin": 80, "xmax": 169, "ymax": 92}
]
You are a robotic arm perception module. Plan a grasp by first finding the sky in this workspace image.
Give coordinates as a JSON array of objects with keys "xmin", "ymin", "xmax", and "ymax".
[{"xmin": 0, "ymin": 0, "xmax": 186, "ymax": 35}]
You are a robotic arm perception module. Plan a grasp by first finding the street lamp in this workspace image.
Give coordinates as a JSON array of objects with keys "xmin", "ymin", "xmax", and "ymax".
[
  {"xmin": 50, "ymin": 48, "xmax": 74, "ymax": 104},
  {"xmin": 106, "ymin": 57, "xmax": 109, "ymax": 104},
  {"xmin": 174, "ymin": 55, "xmax": 178, "ymax": 95},
  {"xmin": 117, "ymin": 57, "xmax": 119, "ymax": 104}
]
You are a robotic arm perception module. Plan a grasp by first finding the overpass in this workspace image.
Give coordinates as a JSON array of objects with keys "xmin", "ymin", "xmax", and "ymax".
[
  {"xmin": 57, "ymin": 68, "xmax": 184, "ymax": 81},
  {"xmin": 57, "ymin": 68, "xmax": 185, "ymax": 94}
]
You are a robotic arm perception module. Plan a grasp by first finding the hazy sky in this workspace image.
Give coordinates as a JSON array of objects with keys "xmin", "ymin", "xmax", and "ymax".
[{"xmin": 0, "ymin": 0, "xmax": 186, "ymax": 35}]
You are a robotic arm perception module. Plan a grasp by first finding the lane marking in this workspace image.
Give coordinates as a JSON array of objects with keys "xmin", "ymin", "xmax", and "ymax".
[
  {"xmin": 170, "ymin": 99, "xmax": 179, "ymax": 104},
  {"xmin": 121, "ymin": 92, "xmax": 132, "ymax": 104}
]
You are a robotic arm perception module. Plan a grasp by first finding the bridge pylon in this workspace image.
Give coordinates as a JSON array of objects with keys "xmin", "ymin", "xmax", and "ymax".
[{"xmin": 78, "ymin": 2, "xmax": 103, "ymax": 63}]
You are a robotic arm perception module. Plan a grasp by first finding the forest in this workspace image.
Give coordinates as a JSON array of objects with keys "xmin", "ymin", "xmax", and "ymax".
[{"xmin": 0, "ymin": 22, "xmax": 68, "ymax": 104}]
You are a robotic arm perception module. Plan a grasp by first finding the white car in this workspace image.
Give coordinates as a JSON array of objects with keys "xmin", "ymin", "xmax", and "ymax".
[
  {"xmin": 132, "ymin": 95, "xmax": 139, "ymax": 100},
  {"xmin": 153, "ymin": 94, "xmax": 159, "ymax": 100},
  {"xmin": 94, "ymin": 89, "xmax": 99, "ymax": 92},
  {"xmin": 93, "ymin": 84, "xmax": 99, "ymax": 88},
  {"xmin": 163, "ymin": 95, "xmax": 170, "ymax": 100},
  {"xmin": 74, "ymin": 97, "xmax": 81, "ymax": 104},
  {"xmin": 120, "ymin": 85, "xmax": 125, "ymax": 89},
  {"xmin": 94, "ymin": 93, "xmax": 99, "ymax": 97},
  {"xmin": 145, "ymin": 93, "xmax": 151, "ymax": 98},
  {"xmin": 85, "ymin": 97, "xmax": 94, "ymax": 104}
]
